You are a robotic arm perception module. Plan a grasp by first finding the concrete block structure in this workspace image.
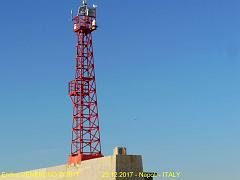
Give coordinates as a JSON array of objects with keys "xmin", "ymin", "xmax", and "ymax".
[{"xmin": 0, "ymin": 147, "xmax": 149, "ymax": 180}]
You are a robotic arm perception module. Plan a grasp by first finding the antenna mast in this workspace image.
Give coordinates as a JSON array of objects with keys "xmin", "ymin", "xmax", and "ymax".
[{"xmin": 67, "ymin": 0, "xmax": 102, "ymax": 165}]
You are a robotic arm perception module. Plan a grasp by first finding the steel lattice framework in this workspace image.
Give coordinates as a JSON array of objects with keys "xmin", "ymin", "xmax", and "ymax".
[{"xmin": 67, "ymin": 0, "xmax": 103, "ymax": 165}]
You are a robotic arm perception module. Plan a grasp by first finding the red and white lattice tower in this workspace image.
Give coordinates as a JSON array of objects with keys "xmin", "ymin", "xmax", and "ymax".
[{"xmin": 67, "ymin": 0, "xmax": 103, "ymax": 165}]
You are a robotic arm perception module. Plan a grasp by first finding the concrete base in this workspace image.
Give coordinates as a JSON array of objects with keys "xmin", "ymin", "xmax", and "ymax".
[{"xmin": 0, "ymin": 147, "xmax": 146, "ymax": 180}]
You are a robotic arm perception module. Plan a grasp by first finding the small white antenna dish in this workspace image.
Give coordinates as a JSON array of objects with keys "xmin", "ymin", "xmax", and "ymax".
[{"xmin": 93, "ymin": 4, "xmax": 98, "ymax": 8}]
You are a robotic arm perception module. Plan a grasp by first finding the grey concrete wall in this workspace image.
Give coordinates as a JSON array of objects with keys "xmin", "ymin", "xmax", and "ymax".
[{"xmin": 116, "ymin": 155, "xmax": 144, "ymax": 180}]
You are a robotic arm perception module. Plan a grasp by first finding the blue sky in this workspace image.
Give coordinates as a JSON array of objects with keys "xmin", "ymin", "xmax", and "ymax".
[{"xmin": 0, "ymin": 0, "xmax": 240, "ymax": 179}]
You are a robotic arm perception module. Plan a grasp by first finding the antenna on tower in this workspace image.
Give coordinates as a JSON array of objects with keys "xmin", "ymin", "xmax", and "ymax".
[
  {"xmin": 82, "ymin": 0, "xmax": 87, "ymax": 5},
  {"xmin": 70, "ymin": 9, "xmax": 73, "ymax": 20}
]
